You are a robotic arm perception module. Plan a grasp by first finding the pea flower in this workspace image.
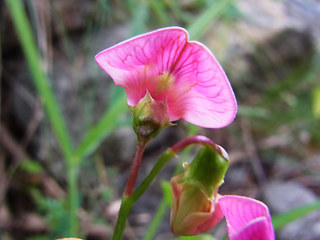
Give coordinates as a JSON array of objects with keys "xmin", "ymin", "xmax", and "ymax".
[
  {"xmin": 95, "ymin": 27, "xmax": 237, "ymax": 129},
  {"xmin": 170, "ymin": 144, "xmax": 275, "ymax": 239}
]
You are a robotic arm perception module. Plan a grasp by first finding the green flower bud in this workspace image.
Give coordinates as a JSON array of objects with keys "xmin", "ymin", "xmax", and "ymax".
[
  {"xmin": 170, "ymin": 144, "xmax": 229, "ymax": 236},
  {"xmin": 130, "ymin": 91, "xmax": 172, "ymax": 142}
]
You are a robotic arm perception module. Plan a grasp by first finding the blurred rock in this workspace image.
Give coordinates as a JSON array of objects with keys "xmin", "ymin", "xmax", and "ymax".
[
  {"xmin": 223, "ymin": 164, "xmax": 251, "ymax": 190},
  {"xmin": 226, "ymin": 28, "xmax": 314, "ymax": 102},
  {"xmin": 263, "ymin": 181, "xmax": 320, "ymax": 240},
  {"xmin": 205, "ymin": 0, "xmax": 317, "ymax": 103},
  {"xmin": 245, "ymin": 28, "xmax": 314, "ymax": 91}
]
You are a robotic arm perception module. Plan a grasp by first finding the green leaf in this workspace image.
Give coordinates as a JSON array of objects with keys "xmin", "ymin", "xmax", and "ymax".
[
  {"xmin": 198, "ymin": 235, "xmax": 217, "ymax": 240},
  {"xmin": 148, "ymin": 0, "xmax": 170, "ymax": 26},
  {"xmin": 312, "ymin": 87, "xmax": 320, "ymax": 118},
  {"xmin": 5, "ymin": 0, "xmax": 73, "ymax": 162},
  {"xmin": 108, "ymin": 85, "xmax": 126, "ymax": 106},
  {"xmin": 160, "ymin": 181, "xmax": 172, "ymax": 206},
  {"xmin": 272, "ymin": 199, "xmax": 320, "ymax": 230},
  {"xmin": 19, "ymin": 159, "xmax": 43, "ymax": 174},
  {"xmin": 179, "ymin": 236, "xmax": 200, "ymax": 240},
  {"xmin": 178, "ymin": 235, "xmax": 217, "ymax": 240}
]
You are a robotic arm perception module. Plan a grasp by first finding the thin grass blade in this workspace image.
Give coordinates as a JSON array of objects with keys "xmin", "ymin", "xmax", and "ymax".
[
  {"xmin": 188, "ymin": 0, "xmax": 236, "ymax": 40},
  {"xmin": 272, "ymin": 199, "xmax": 320, "ymax": 230},
  {"xmin": 5, "ymin": 0, "xmax": 73, "ymax": 161}
]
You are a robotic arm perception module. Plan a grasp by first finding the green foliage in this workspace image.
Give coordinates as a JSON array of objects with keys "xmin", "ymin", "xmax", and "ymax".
[
  {"xmin": 187, "ymin": 0, "xmax": 237, "ymax": 40},
  {"xmin": 312, "ymin": 87, "xmax": 320, "ymax": 118},
  {"xmin": 18, "ymin": 159, "xmax": 44, "ymax": 174},
  {"xmin": 176, "ymin": 234, "xmax": 217, "ymax": 240},
  {"xmin": 161, "ymin": 181, "xmax": 173, "ymax": 206},
  {"xmin": 272, "ymin": 199, "xmax": 320, "ymax": 230},
  {"xmin": 251, "ymin": 53, "xmax": 320, "ymax": 145},
  {"xmin": 130, "ymin": 1, "xmax": 149, "ymax": 35},
  {"xmin": 5, "ymin": 0, "xmax": 74, "ymax": 161},
  {"xmin": 31, "ymin": 189, "xmax": 73, "ymax": 238}
]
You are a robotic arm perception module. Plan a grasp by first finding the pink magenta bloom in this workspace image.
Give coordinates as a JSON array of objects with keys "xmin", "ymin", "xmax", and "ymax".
[
  {"xmin": 171, "ymin": 184, "xmax": 275, "ymax": 239},
  {"xmin": 170, "ymin": 173, "xmax": 224, "ymax": 235},
  {"xmin": 95, "ymin": 27, "xmax": 237, "ymax": 128},
  {"xmin": 219, "ymin": 195, "xmax": 275, "ymax": 240}
]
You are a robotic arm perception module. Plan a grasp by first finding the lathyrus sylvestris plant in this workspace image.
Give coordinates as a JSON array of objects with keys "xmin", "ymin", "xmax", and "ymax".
[{"xmin": 58, "ymin": 27, "xmax": 274, "ymax": 240}]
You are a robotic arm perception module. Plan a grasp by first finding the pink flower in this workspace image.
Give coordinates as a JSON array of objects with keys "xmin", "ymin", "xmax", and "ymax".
[
  {"xmin": 171, "ymin": 176, "xmax": 275, "ymax": 239},
  {"xmin": 95, "ymin": 27, "xmax": 237, "ymax": 128},
  {"xmin": 169, "ymin": 139, "xmax": 275, "ymax": 239},
  {"xmin": 170, "ymin": 173, "xmax": 224, "ymax": 235}
]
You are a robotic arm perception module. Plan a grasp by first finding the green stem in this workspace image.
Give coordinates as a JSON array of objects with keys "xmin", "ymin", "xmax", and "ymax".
[
  {"xmin": 112, "ymin": 149, "xmax": 175, "ymax": 240},
  {"xmin": 5, "ymin": 0, "xmax": 73, "ymax": 161},
  {"xmin": 67, "ymin": 163, "xmax": 79, "ymax": 236},
  {"xmin": 113, "ymin": 136, "xmax": 219, "ymax": 239}
]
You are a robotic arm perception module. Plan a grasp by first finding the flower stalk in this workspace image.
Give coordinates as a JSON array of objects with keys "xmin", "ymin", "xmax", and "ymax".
[
  {"xmin": 113, "ymin": 149, "xmax": 175, "ymax": 240},
  {"xmin": 113, "ymin": 135, "xmax": 224, "ymax": 240},
  {"xmin": 123, "ymin": 140, "xmax": 148, "ymax": 196}
]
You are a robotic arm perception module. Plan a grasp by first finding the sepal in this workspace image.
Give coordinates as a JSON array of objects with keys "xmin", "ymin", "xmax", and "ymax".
[{"xmin": 130, "ymin": 91, "xmax": 172, "ymax": 141}]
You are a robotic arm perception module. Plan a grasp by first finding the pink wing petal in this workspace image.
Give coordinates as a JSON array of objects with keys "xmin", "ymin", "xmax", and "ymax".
[
  {"xmin": 95, "ymin": 27, "xmax": 188, "ymax": 106},
  {"xmin": 168, "ymin": 41, "xmax": 237, "ymax": 128},
  {"xmin": 219, "ymin": 195, "xmax": 275, "ymax": 240}
]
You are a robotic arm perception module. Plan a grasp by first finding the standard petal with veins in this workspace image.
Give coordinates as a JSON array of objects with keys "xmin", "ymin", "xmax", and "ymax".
[{"xmin": 95, "ymin": 27, "xmax": 237, "ymax": 128}]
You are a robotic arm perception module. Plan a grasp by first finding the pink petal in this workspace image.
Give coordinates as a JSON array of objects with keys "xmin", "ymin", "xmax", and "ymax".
[
  {"xmin": 170, "ymin": 176, "xmax": 224, "ymax": 236},
  {"xmin": 231, "ymin": 217, "xmax": 272, "ymax": 240},
  {"xmin": 95, "ymin": 27, "xmax": 188, "ymax": 106},
  {"xmin": 167, "ymin": 41, "xmax": 237, "ymax": 128},
  {"xmin": 95, "ymin": 27, "xmax": 237, "ymax": 128},
  {"xmin": 219, "ymin": 195, "xmax": 275, "ymax": 240}
]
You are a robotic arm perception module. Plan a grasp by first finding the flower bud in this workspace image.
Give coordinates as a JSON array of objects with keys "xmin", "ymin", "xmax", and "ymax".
[
  {"xmin": 130, "ymin": 91, "xmax": 172, "ymax": 142},
  {"xmin": 170, "ymin": 145, "xmax": 229, "ymax": 236}
]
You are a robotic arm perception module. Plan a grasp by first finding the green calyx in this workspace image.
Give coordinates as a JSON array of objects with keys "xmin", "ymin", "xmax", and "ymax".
[
  {"xmin": 130, "ymin": 91, "xmax": 172, "ymax": 142},
  {"xmin": 182, "ymin": 145, "xmax": 229, "ymax": 199}
]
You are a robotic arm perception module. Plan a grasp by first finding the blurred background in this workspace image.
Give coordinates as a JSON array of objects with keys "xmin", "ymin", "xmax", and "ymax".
[{"xmin": 1, "ymin": 0, "xmax": 320, "ymax": 239}]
